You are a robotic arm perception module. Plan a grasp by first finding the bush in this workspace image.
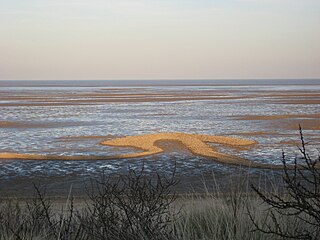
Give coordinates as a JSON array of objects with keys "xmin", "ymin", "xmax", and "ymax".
[
  {"xmin": 250, "ymin": 126, "xmax": 320, "ymax": 239},
  {"xmin": 0, "ymin": 184, "xmax": 81, "ymax": 239},
  {"xmin": 0, "ymin": 164, "xmax": 178, "ymax": 240},
  {"xmin": 79, "ymin": 164, "xmax": 178, "ymax": 240}
]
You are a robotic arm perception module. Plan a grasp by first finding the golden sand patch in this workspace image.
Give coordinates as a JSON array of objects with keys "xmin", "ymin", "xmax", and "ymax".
[
  {"xmin": 0, "ymin": 121, "xmax": 44, "ymax": 128},
  {"xmin": 0, "ymin": 132, "xmax": 288, "ymax": 169},
  {"xmin": 0, "ymin": 121, "xmax": 23, "ymax": 127},
  {"xmin": 0, "ymin": 152, "xmax": 115, "ymax": 161},
  {"xmin": 102, "ymin": 133, "xmax": 259, "ymax": 165},
  {"xmin": 101, "ymin": 132, "xmax": 288, "ymax": 169}
]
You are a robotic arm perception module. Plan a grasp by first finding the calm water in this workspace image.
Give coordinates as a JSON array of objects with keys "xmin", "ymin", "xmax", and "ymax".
[{"xmin": 0, "ymin": 80, "xmax": 319, "ymax": 183}]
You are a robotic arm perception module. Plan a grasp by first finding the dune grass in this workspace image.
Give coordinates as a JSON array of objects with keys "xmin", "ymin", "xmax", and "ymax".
[
  {"xmin": 0, "ymin": 175, "xmax": 316, "ymax": 240},
  {"xmin": 0, "ymin": 169, "xmax": 307, "ymax": 240}
]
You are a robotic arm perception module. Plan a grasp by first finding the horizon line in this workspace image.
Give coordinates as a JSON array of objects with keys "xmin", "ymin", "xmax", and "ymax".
[{"xmin": 1, "ymin": 78, "xmax": 320, "ymax": 81}]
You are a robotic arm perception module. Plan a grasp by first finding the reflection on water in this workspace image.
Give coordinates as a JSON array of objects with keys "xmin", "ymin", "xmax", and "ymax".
[{"xmin": 0, "ymin": 80, "xmax": 319, "ymax": 179}]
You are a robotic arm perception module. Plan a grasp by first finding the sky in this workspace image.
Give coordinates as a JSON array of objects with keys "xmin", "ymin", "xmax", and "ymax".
[{"xmin": 0, "ymin": 0, "xmax": 319, "ymax": 80}]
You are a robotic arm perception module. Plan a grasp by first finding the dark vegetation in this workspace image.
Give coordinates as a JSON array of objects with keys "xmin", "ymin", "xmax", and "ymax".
[
  {"xmin": 250, "ymin": 126, "xmax": 320, "ymax": 240},
  {"xmin": 0, "ymin": 126, "xmax": 319, "ymax": 239},
  {"xmin": 0, "ymin": 166, "xmax": 178, "ymax": 240}
]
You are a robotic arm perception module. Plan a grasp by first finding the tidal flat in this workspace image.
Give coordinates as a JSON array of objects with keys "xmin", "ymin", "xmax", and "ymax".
[{"xmin": 0, "ymin": 80, "xmax": 319, "ymax": 196}]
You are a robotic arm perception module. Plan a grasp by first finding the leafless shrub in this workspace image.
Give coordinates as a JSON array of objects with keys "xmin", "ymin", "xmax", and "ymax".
[
  {"xmin": 79, "ymin": 164, "xmax": 179, "ymax": 240},
  {"xmin": 0, "ymin": 164, "xmax": 178, "ymax": 240},
  {"xmin": 250, "ymin": 125, "xmax": 320, "ymax": 239},
  {"xmin": 0, "ymin": 184, "xmax": 81, "ymax": 240}
]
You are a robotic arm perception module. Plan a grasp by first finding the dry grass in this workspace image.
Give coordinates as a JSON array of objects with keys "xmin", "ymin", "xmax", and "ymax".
[{"xmin": 0, "ymin": 168, "xmax": 308, "ymax": 240}]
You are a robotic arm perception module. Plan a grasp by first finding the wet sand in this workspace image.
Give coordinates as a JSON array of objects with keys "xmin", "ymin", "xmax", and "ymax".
[
  {"xmin": 227, "ymin": 131, "xmax": 279, "ymax": 136},
  {"xmin": 236, "ymin": 113, "xmax": 320, "ymax": 131},
  {"xmin": 237, "ymin": 113, "xmax": 320, "ymax": 121},
  {"xmin": 57, "ymin": 135, "xmax": 116, "ymax": 142},
  {"xmin": 1, "ymin": 88, "xmax": 319, "ymax": 106},
  {"xmin": 284, "ymin": 119, "xmax": 320, "ymax": 130},
  {"xmin": 0, "ymin": 132, "xmax": 290, "ymax": 169},
  {"xmin": 0, "ymin": 121, "xmax": 62, "ymax": 128},
  {"xmin": 0, "ymin": 121, "xmax": 100, "ymax": 128}
]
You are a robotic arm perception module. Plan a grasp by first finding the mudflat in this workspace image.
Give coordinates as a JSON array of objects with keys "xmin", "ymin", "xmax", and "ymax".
[{"xmin": 1, "ymin": 82, "xmax": 319, "ymax": 196}]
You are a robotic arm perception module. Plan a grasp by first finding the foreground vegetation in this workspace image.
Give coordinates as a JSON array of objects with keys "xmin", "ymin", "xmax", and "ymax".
[
  {"xmin": 0, "ymin": 176, "xmax": 274, "ymax": 240},
  {"xmin": 0, "ymin": 128, "xmax": 319, "ymax": 239}
]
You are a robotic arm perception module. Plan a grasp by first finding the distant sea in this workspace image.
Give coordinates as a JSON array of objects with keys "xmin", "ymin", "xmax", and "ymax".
[{"xmin": 1, "ymin": 79, "xmax": 320, "ymax": 87}]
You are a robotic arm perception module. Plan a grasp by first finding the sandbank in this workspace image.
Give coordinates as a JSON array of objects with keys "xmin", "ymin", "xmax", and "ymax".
[
  {"xmin": 0, "ymin": 132, "xmax": 290, "ymax": 169},
  {"xmin": 102, "ymin": 132, "xmax": 287, "ymax": 169}
]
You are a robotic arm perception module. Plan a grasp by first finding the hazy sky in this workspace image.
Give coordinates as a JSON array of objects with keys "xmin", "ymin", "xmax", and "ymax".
[{"xmin": 1, "ymin": 0, "xmax": 319, "ymax": 80}]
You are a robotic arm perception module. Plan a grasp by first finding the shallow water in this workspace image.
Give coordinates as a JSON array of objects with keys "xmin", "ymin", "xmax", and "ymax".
[{"xmin": 0, "ymin": 80, "xmax": 319, "ymax": 183}]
